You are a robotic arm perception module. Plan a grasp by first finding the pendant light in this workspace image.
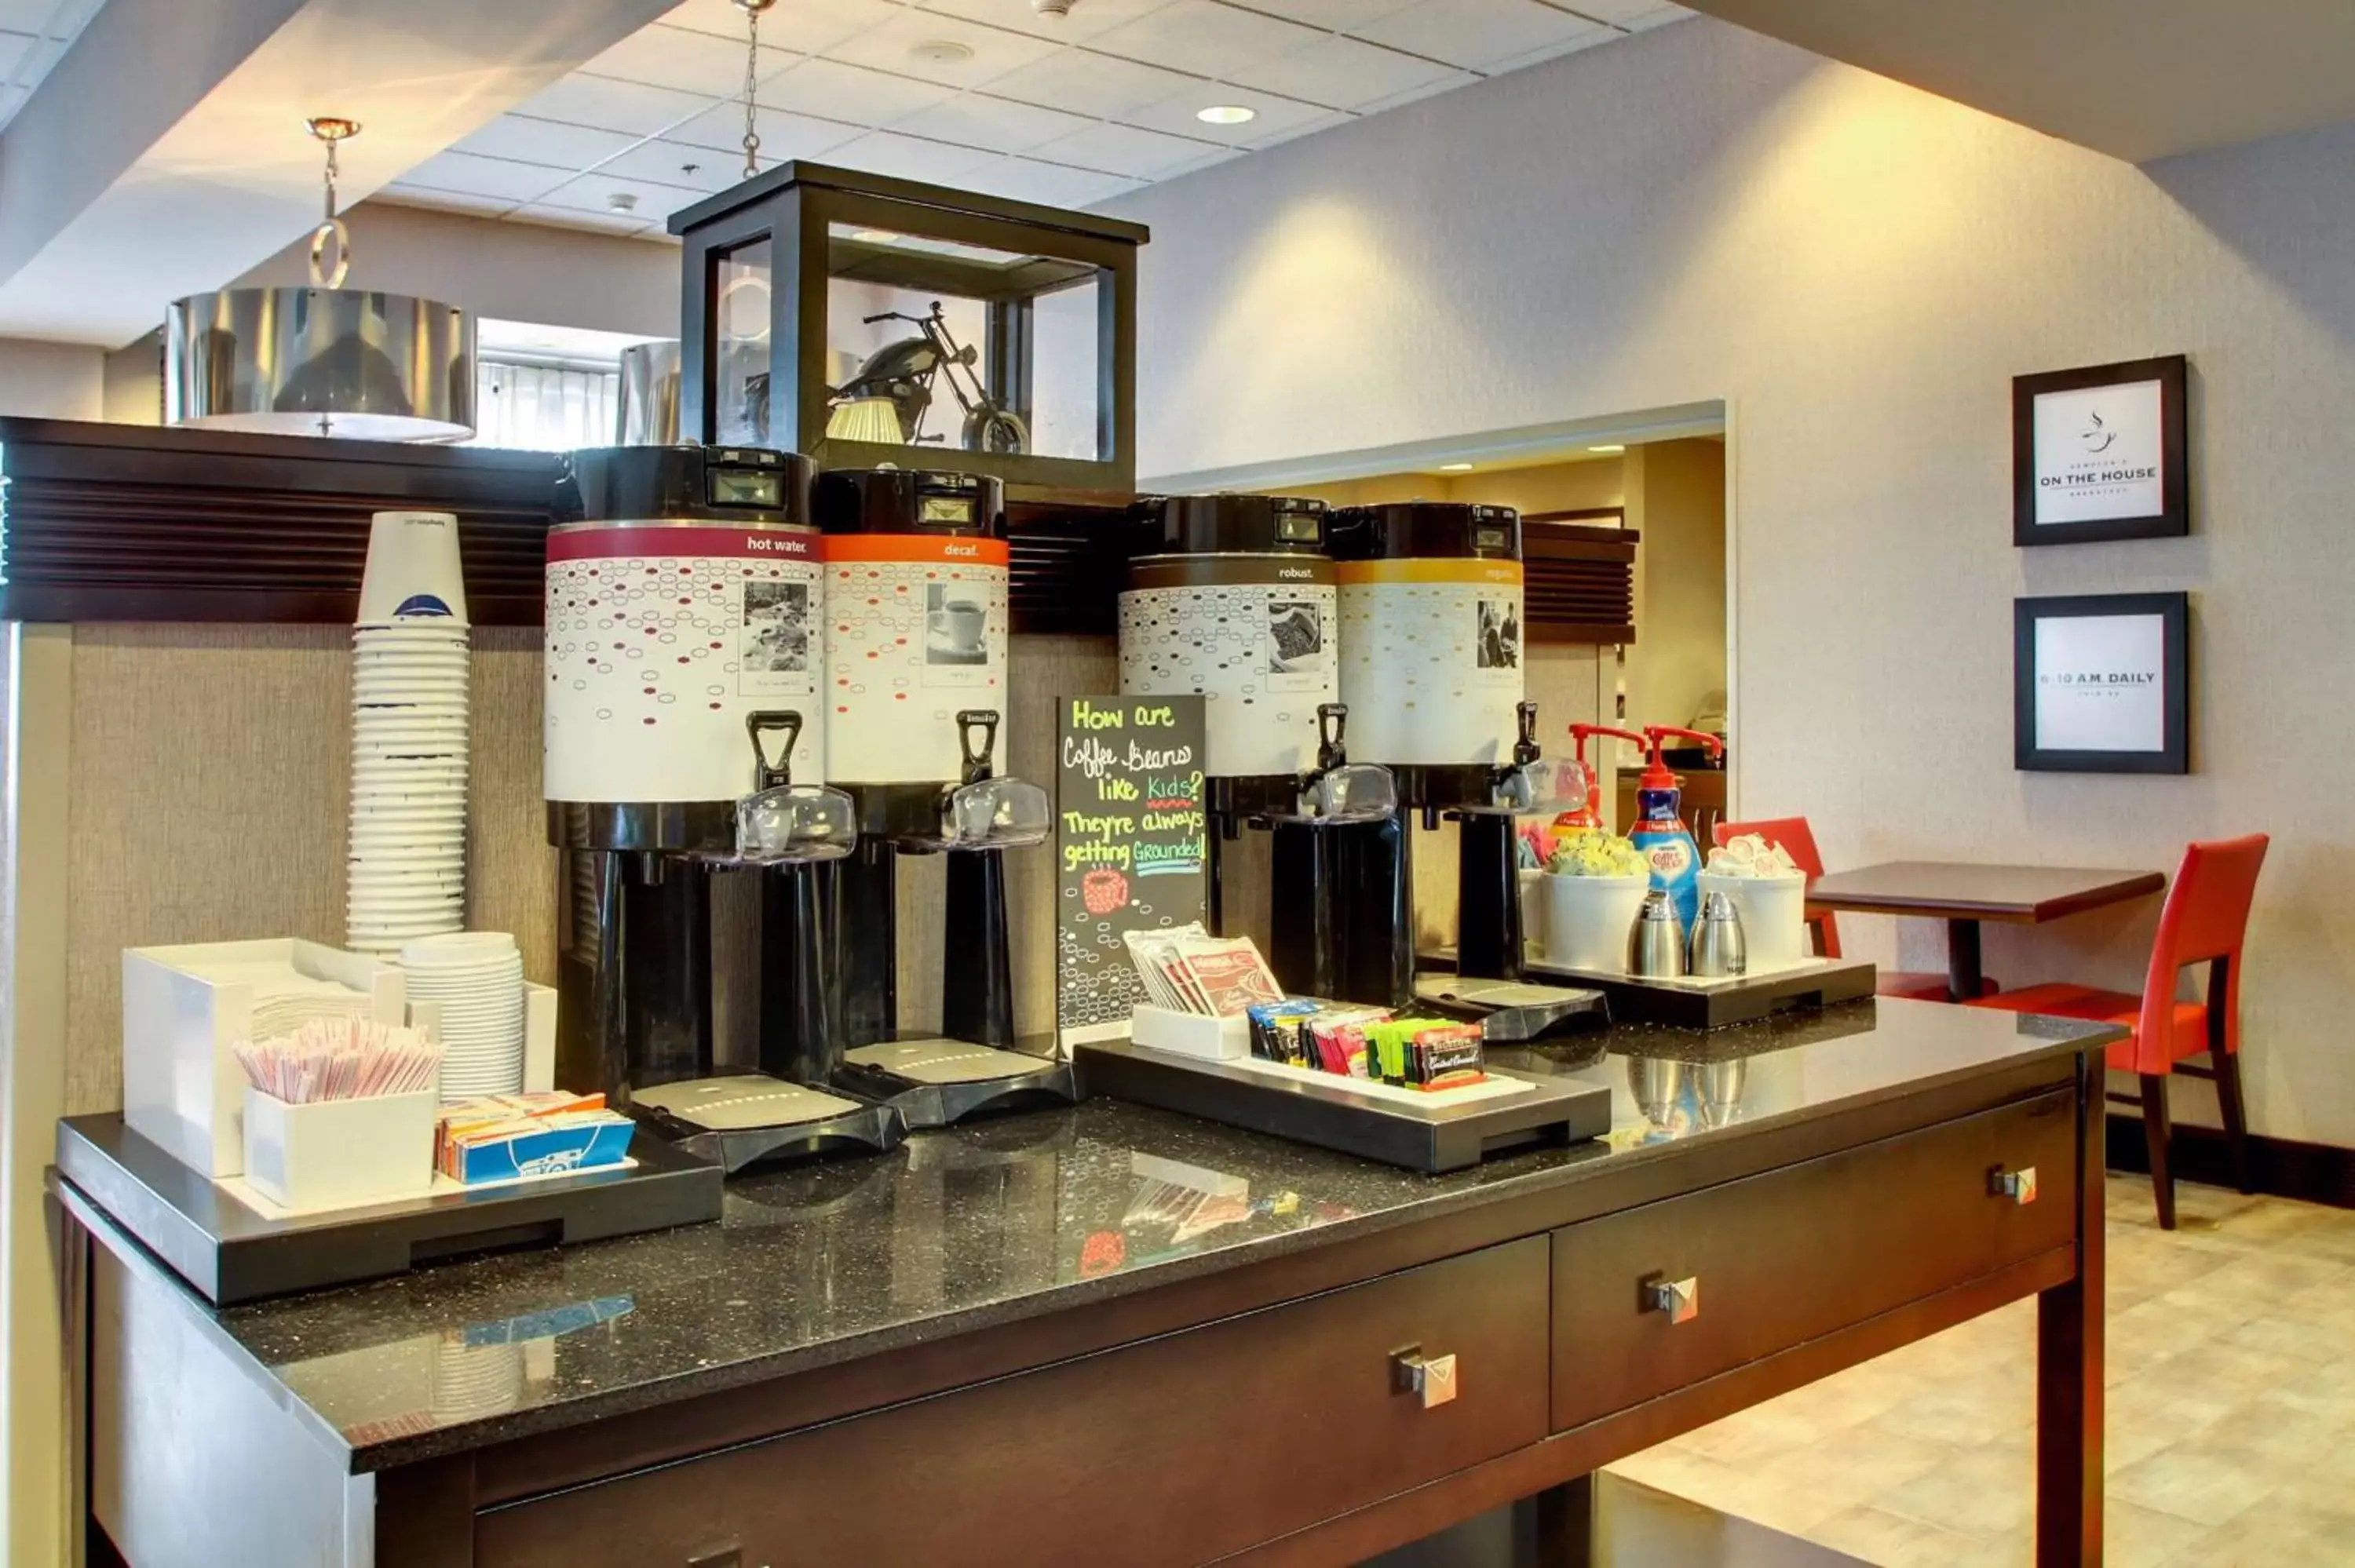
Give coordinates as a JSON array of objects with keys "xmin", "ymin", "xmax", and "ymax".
[{"xmin": 166, "ymin": 117, "xmax": 476, "ymax": 441}]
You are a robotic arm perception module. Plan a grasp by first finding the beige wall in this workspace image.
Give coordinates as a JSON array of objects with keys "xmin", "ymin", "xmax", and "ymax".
[
  {"xmin": 0, "ymin": 337, "xmax": 102, "ymax": 419},
  {"xmin": 1109, "ymin": 18, "xmax": 2355, "ymax": 1147},
  {"xmin": 1624, "ymin": 439, "xmax": 1728, "ymax": 735}
]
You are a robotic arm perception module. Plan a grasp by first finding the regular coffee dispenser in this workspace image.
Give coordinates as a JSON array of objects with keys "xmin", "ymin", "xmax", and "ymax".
[
  {"xmin": 1118, "ymin": 493, "xmax": 1401, "ymax": 1002},
  {"xmin": 1327, "ymin": 501, "xmax": 1572, "ymax": 1004},
  {"xmin": 668, "ymin": 161, "xmax": 1147, "ymax": 493}
]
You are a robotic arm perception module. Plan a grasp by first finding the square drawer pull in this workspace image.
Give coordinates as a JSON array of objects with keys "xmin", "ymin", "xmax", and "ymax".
[
  {"xmin": 1990, "ymin": 1166, "xmax": 2038, "ymax": 1205},
  {"xmin": 1645, "ymin": 1276, "xmax": 1700, "ymax": 1324},
  {"xmin": 1390, "ymin": 1346, "xmax": 1458, "ymax": 1408}
]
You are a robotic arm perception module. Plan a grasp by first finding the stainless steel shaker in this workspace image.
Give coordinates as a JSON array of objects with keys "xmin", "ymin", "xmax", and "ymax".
[
  {"xmin": 1688, "ymin": 889, "xmax": 1747, "ymax": 978},
  {"xmin": 1627, "ymin": 889, "xmax": 1688, "ymax": 978}
]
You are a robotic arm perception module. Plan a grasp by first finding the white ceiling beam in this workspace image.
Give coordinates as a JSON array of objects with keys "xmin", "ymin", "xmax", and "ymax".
[{"xmin": 0, "ymin": 0, "xmax": 677, "ymax": 345}]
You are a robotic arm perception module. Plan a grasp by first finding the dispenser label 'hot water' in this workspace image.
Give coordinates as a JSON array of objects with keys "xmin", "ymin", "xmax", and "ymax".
[{"xmin": 1055, "ymin": 695, "xmax": 1208, "ymax": 1047}]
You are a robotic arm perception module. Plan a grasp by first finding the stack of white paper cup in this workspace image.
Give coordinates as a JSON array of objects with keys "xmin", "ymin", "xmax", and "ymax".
[{"xmin": 349, "ymin": 512, "xmax": 471, "ymax": 958}]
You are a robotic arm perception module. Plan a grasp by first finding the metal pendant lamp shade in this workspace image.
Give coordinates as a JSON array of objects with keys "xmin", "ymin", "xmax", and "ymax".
[
  {"xmin": 166, "ymin": 286, "xmax": 475, "ymax": 441},
  {"xmin": 166, "ymin": 116, "xmax": 476, "ymax": 443}
]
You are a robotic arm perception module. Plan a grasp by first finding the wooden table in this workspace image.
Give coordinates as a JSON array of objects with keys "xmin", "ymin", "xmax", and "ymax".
[
  {"xmin": 1808, "ymin": 861, "xmax": 2167, "ymax": 1001},
  {"xmin": 60, "ymin": 1002, "xmax": 2119, "ymax": 1567}
]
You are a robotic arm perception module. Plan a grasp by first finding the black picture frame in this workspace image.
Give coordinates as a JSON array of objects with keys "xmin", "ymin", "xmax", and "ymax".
[
  {"xmin": 2014, "ymin": 593, "xmax": 2189, "ymax": 774},
  {"xmin": 2012, "ymin": 355, "xmax": 2189, "ymax": 545}
]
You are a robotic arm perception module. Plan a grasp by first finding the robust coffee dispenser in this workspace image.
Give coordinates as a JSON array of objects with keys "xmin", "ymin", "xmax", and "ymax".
[
  {"xmin": 546, "ymin": 444, "xmax": 901, "ymax": 1171},
  {"xmin": 1327, "ymin": 501, "xmax": 1578, "ymax": 1011},
  {"xmin": 1117, "ymin": 493, "xmax": 1400, "ymax": 1001},
  {"xmin": 810, "ymin": 466, "xmax": 1079, "ymax": 1125}
]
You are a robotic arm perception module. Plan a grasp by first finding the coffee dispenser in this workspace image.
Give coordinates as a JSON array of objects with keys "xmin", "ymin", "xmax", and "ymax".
[
  {"xmin": 1117, "ymin": 493, "xmax": 1400, "ymax": 1001},
  {"xmin": 546, "ymin": 444, "xmax": 901, "ymax": 1171},
  {"xmin": 1328, "ymin": 501, "xmax": 1570, "ymax": 1003},
  {"xmin": 810, "ymin": 467, "xmax": 1079, "ymax": 1125}
]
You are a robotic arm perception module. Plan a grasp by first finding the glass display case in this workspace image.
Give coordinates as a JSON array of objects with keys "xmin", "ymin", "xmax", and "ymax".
[{"xmin": 672, "ymin": 162, "xmax": 1147, "ymax": 491}]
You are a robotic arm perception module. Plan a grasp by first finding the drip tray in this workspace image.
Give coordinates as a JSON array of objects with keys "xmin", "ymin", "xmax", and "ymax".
[
  {"xmin": 630, "ymin": 1074, "xmax": 905, "ymax": 1174},
  {"xmin": 845, "ymin": 1039, "xmax": 1057, "ymax": 1086},
  {"xmin": 634, "ymin": 1074, "xmax": 865, "ymax": 1131}
]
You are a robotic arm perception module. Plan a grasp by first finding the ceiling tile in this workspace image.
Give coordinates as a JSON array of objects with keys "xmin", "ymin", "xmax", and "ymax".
[
  {"xmin": 0, "ymin": 28, "xmax": 32, "ymax": 78},
  {"xmin": 42, "ymin": 0, "xmax": 101, "ymax": 38},
  {"xmin": 824, "ymin": 9, "xmax": 1061, "ymax": 88},
  {"xmin": 668, "ymin": 100, "xmax": 865, "ymax": 160},
  {"xmin": 1556, "ymin": 0, "xmax": 1681, "ymax": 24},
  {"xmin": 663, "ymin": 0, "xmax": 909, "ymax": 57},
  {"xmin": 958, "ymin": 156, "xmax": 1143, "ymax": 209},
  {"xmin": 823, "ymin": 130, "xmax": 997, "ymax": 184},
  {"xmin": 400, "ymin": 151, "xmax": 571, "ymax": 203},
  {"xmin": 1027, "ymin": 120, "xmax": 1219, "ymax": 178},
  {"xmin": 514, "ymin": 74, "xmax": 719, "ymax": 138},
  {"xmin": 579, "ymin": 24, "xmax": 798, "ymax": 99},
  {"xmin": 1119, "ymin": 81, "xmax": 1333, "ymax": 144},
  {"xmin": 1613, "ymin": 3, "xmax": 1691, "ymax": 30},
  {"xmin": 535, "ymin": 170, "xmax": 709, "ymax": 226},
  {"xmin": 757, "ymin": 57, "xmax": 958, "ymax": 122},
  {"xmin": 1154, "ymin": 147, "xmax": 1244, "ymax": 181},
  {"xmin": 982, "ymin": 48, "xmax": 1199, "ymax": 119},
  {"xmin": 508, "ymin": 205, "xmax": 658, "ymax": 237},
  {"xmin": 1353, "ymin": 0, "xmax": 1601, "ymax": 70},
  {"xmin": 1221, "ymin": 0, "xmax": 1416, "ymax": 31},
  {"xmin": 1480, "ymin": 25, "xmax": 1612, "ymax": 76},
  {"xmin": 1088, "ymin": 0, "xmax": 1324, "ymax": 78},
  {"xmin": 375, "ymin": 183, "xmax": 524, "ymax": 218},
  {"xmin": 1229, "ymin": 34, "xmax": 1468, "ymax": 109},
  {"xmin": 915, "ymin": 0, "xmax": 1179, "ymax": 45},
  {"xmin": 0, "ymin": 3, "xmax": 47, "ymax": 35},
  {"xmin": 1243, "ymin": 105, "xmax": 1350, "ymax": 145},
  {"xmin": 452, "ymin": 113, "xmax": 642, "ymax": 172},
  {"xmin": 892, "ymin": 93, "xmax": 1098, "ymax": 155},
  {"xmin": 591, "ymin": 137, "xmax": 752, "ymax": 192}
]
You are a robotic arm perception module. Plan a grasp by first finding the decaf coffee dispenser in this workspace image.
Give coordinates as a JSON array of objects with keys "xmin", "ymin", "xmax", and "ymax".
[
  {"xmin": 546, "ymin": 444, "xmax": 900, "ymax": 1171},
  {"xmin": 1329, "ymin": 501, "xmax": 1566, "ymax": 999},
  {"xmin": 811, "ymin": 467, "xmax": 1078, "ymax": 1125},
  {"xmin": 1118, "ymin": 493, "xmax": 1400, "ymax": 1001}
]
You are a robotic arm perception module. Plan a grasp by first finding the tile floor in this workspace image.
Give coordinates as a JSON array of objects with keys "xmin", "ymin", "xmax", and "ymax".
[{"xmin": 1606, "ymin": 1176, "xmax": 2355, "ymax": 1566}]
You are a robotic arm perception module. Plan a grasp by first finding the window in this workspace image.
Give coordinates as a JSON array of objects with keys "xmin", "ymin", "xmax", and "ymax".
[{"xmin": 469, "ymin": 359, "xmax": 620, "ymax": 451}]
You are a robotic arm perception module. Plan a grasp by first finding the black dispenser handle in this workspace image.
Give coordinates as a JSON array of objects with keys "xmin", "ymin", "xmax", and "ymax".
[
  {"xmin": 746, "ymin": 710, "xmax": 803, "ymax": 789},
  {"xmin": 1315, "ymin": 702, "xmax": 1349, "ymax": 774},
  {"xmin": 957, "ymin": 709, "xmax": 1000, "ymax": 785},
  {"xmin": 1510, "ymin": 700, "xmax": 1542, "ymax": 771}
]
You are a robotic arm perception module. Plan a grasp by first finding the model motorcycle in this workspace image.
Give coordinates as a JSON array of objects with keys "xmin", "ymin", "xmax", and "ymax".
[{"xmin": 828, "ymin": 301, "xmax": 1030, "ymax": 455}]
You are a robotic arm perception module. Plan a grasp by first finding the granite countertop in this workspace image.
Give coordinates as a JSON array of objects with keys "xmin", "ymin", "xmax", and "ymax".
[{"xmin": 73, "ymin": 999, "xmax": 2113, "ymax": 1473}]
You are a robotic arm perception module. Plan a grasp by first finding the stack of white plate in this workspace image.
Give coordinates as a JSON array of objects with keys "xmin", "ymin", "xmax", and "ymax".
[
  {"xmin": 401, "ymin": 932, "xmax": 524, "ymax": 1100},
  {"xmin": 348, "ymin": 619, "xmax": 470, "ymax": 956}
]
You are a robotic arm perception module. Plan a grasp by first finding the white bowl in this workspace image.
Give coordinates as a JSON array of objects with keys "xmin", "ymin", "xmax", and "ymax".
[{"xmin": 1538, "ymin": 873, "xmax": 1655, "ymax": 973}]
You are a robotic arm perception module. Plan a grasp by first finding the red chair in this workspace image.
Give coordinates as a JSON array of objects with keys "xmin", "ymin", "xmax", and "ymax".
[
  {"xmin": 1713, "ymin": 817, "xmax": 1995, "ymax": 1002},
  {"xmin": 1967, "ymin": 834, "xmax": 2266, "ymax": 1230}
]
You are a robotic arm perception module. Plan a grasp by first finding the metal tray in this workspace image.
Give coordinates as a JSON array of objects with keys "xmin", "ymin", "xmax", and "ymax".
[{"xmin": 53, "ymin": 1113, "xmax": 723, "ymax": 1304}]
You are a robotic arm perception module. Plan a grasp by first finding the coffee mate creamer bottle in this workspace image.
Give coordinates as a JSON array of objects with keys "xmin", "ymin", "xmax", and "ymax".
[{"xmin": 1625, "ymin": 727, "xmax": 1724, "ymax": 930}]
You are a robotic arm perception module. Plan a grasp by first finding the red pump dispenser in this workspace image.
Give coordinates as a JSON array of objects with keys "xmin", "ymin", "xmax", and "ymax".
[
  {"xmin": 1556, "ymin": 723, "xmax": 1648, "ymax": 834},
  {"xmin": 1638, "ymin": 726, "xmax": 1725, "ymax": 795}
]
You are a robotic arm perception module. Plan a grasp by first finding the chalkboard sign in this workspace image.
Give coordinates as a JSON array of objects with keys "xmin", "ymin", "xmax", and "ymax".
[{"xmin": 1056, "ymin": 695, "xmax": 1209, "ymax": 1048}]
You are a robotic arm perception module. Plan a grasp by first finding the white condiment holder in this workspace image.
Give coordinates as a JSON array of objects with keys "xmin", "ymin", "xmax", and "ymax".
[
  {"xmin": 1129, "ymin": 1005, "xmax": 1251, "ymax": 1063},
  {"xmin": 122, "ymin": 938, "xmax": 407, "ymax": 1179},
  {"xmin": 240, "ymin": 1085, "xmax": 438, "ymax": 1212}
]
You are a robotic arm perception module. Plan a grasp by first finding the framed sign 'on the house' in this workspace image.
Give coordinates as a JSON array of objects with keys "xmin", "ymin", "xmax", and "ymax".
[
  {"xmin": 2013, "ymin": 355, "xmax": 2189, "ymax": 545},
  {"xmin": 2014, "ymin": 593, "xmax": 2189, "ymax": 774}
]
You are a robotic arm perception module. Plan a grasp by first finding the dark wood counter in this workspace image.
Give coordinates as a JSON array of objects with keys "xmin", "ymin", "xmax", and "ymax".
[{"xmin": 60, "ymin": 1001, "xmax": 2117, "ymax": 1566}]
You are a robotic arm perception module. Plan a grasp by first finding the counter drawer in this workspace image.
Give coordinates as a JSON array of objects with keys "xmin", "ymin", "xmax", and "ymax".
[
  {"xmin": 1552, "ymin": 1089, "xmax": 2075, "ymax": 1431},
  {"xmin": 477, "ymin": 1236, "xmax": 1550, "ymax": 1568}
]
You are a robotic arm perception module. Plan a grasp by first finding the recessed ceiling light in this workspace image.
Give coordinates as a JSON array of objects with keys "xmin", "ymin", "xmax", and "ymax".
[
  {"xmin": 1437, "ymin": 461, "xmax": 1474, "ymax": 472},
  {"xmin": 1587, "ymin": 443, "xmax": 1625, "ymax": 454},
  {"xmin": 1197, "ymin": 104, "xmax": 1257, "ymax": 126},
  {"xmin": 910, "ymin": 38, "xmax": 976, "ymax": 64},
  {"xmin": 606, "ymin": 192, "xmax": 640, "ymax": 213}
]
